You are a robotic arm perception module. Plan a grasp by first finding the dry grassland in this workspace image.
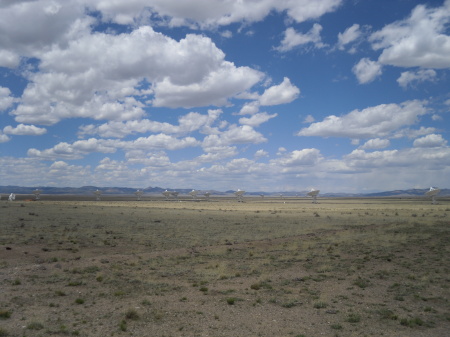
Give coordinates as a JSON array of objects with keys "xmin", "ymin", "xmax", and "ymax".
[{"xmin": 1, "ymin": 196, "xmax": 449, "ymax": 337}]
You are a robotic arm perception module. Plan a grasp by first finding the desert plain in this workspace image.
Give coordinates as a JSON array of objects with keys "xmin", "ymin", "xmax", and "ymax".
[{"xmin": 0, "ymin": 195, "xmax": 449, "ymax": 337}]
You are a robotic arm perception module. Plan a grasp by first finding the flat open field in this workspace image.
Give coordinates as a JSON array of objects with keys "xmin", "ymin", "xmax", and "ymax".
[{"xmin": 1, "ymin": 196, "xmax": 449, "ymax": 337}]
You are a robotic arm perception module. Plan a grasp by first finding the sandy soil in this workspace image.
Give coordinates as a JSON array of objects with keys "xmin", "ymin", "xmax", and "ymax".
[{"xmin": 1, "ymin": 196, "xmax": 449, "ymax": 336}]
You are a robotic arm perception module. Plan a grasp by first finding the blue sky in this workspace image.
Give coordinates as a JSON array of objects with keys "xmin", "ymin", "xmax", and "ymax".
[{"xmin": 1, "ymin": 0, "xmax": 449, "ymax": 193}]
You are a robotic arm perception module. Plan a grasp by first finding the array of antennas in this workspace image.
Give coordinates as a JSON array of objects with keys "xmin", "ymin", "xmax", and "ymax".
[
  {"xmin": 163, "ymin": 189, "xmax": 212, "ymax": 201},
  {"xmin": 0, "ymin": 187, "xmax": 444, "ymax": 204},
  {"xmin": 425, "ymin": 187, "xmax": 441, "ymax": 205}
]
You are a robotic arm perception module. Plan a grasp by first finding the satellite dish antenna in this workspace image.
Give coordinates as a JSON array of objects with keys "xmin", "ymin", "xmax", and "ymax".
[
  {"xmin": 189, "ymin": 189, "xmax": 198, "ymax": 200},
  {"xmin": 279, "ymin": 193, "xmax": 283, "ymax": 199},
  {"xmin": 134, "ymin": 189, "xmax": 144, "ymax": 201},
  {"xmin": 234, "ymin": 189, "xmax": 245, "ymax": 202},
  {"xmin": 307, "ymin": 188, "xmax": 320, "ymax": 204},
  {"xmin": 170, "ymin": 191, "xmax": 179, "ymax": 201},
  {"xmin": 33, "ymin": 189, "xmax": 42, "ymax": 200},
  {"xmin": 93, "ymin": 189, "xmax": 102, "ymax": 201},
  {"xmin": 162, "ymin": 190, "xmax": 171, "ymax": 200},
  {"xmin": 8, "ymin": 193, "xmax": 15, "ymax": 201},
  {"xmin": 425, "ymin": 187, "xmax": 441, "ymax": 205},
  {"xmin": 204, "ymin": 192, "xmax": 211, "ymax": 201},
  {"xmin": 260, "ymin": 194, "xmax": 264, "ymax": 198}
]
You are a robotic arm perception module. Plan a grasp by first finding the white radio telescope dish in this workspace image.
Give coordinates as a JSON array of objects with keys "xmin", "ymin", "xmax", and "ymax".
[
  {"xmin": 134, "ymin": 189, "xmax": 144, "ymax": 201},
  {"xmin": 8, "ymin": 193, "xmax": 15, "ymax": 201},
  {"xmin": 189, "ymin": 189, "xmax": 199, "ymax": 200},
  {"xmin": 33, "ymin": 189, "xmax": 42, "ymax": 200},
  {"xmin": 204, "ymin": 192, "xmax": 211, "ymax": 201},
  {"xmin": 93, "ymin": 189, "xmax": 102, "ymax": 201},
  {"xmin": 307, "ymin": 189, "xmax": 320, "ymax": 203},
  {"xmin": 425, "ymin": 187, "xmax": 441, "ymax": 204},
  {"xmin": 162, "ymin": 190, "xmax": 171, "ymax": 200},
  {"xmin": 234, "ymin": 189, "xmax": 245, "ymax": 202},
  {"xmin": 163, "ymin": 190, "xmax": 179, "ymax": 201}
]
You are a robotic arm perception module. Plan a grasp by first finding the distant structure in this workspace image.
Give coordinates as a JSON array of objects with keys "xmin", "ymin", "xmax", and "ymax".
[
  {"xmin": 162, "ymin": 190, "xmax": 179, "ymax": 201},
  {"xmin": 8, "ymin": 193, "xmax": 15, "ymax": 201},
  {"xmin": 189, "ymin": 189, "xmax": 198, "ymax": 200},
  {"xmin": 204, "ymin": 192, "xmax": 211, "ymax": 201},
  {"xmin": 162, "ymin": 190, "xmax": 171, "ymax": 200},
  {"xmin": 33, "ymin": 189, "xmax": 42, "ymax": 200},
  {"xmin": 260, "ymin": 194, "xmax": 264, "ymax": 199},
  {"xmin": 234, "ymin": 189, "xmax": 245, "ymax": 202},
  {"xmin": 93, "ymin": 189, "xmax": 102, "ymax": 201},
  {"xmin": 134, "ymin": 189, "xmax": 144, "ymax": 201},
  {"xmin": 425, "ymin": 187, "xmax": 441, "ymax": 205},
  {"xmin": 307, "ymin": 189, "xmax": 320, "ymax": 204}
]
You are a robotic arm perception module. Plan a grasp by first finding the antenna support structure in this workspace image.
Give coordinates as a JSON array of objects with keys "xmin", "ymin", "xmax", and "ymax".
[
  {"xmin": 307, "ymin": 189, "xmax": 320, "ymax": 204},
  {"xmin": 425, "ymin": 187, "xmax": 440, "ymax": 205}
]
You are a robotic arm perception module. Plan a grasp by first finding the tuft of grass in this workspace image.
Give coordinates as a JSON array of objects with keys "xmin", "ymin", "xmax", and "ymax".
[
  {"xmin": 27, "ymin": 322, "xmax": 44, "ymax": 330},
  {"xmin": 313, "ymin": 301, "xmax": 327, "ymax": 309},
  {"xmin": 378, "ymin": 308, "xmax": 397, "ymax": 320},
  {"xmin": 119, "ymin": 319, "xmax": 127, "ymax": 331},
  {"xmin": 75, "ymin": 298, "xmax": 85, "ymax": 305},
  {"xmin": 400, "ymin": 317, "xmax": 423, "ymax": 327},
  {"xmin": 125, "ymin": 309, "xmax": 139, "ymax": 320},
  {"xmin": 0, "ymin": 328, "xmax": 9, "ymax": 337},
  {"xmin": 226, "ymin": 298, "xmax": 236, "ymax": 305},
  {"xmin": 0, "ymin": 310, "xmax": 11, "ymax": 319},
  {"xmin": 141, "ymin": 299, "xmax": 152, "ymax": 306},
  {"xmin": 331, "ymin": 323, "xmax": 343, "ymax": 330},
  {"xmin": 250, "ymin": 283, "xmax": 260, "ymax": 290},
  {"xmin": 347, "ymin": 313, "xmax": 361, "ymax": 323},
  {"xmin": 353, "ymin": 277, "xmax": 370, "ymax": 289}
]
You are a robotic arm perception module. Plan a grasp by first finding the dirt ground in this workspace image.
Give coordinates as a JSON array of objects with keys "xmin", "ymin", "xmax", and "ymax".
[{"xmin": 1, "ymin": 196, "xmax": 449, "ymax": 337}]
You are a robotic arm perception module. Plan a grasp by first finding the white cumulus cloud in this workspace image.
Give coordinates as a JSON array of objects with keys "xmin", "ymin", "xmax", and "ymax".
[
  {"xmin": 397, "ymin": 69, "xmax": 437, "ymax": 88},
  {"xmin": 370, "ymin": 1, "xmax": 450, "ymax": 69},
  {"xmin": 337, "ymin": 23, "xmax": 361, "ymax": 51},
  {"xmin": 352, "ymin": 58, "xmax": 382, "ymax": 84},
  {"xmin": 3, "ymin": 124, "xmax": 47, "ymax": 136},
  {"xmin": 297, "ymin": 100, "xmax": 428, "ymax": 139},
  {"xmin": 276, "ymin": 24, "xmax": 325, "ymax": 52},
  {"xmin": 360, "ymin": 138, "xmax": 390, "ymax": 150},
  {"xmin": 413, "ymin": 134, "xmax": 447, "ymax": 148},
  {"xmin": 258, "ymin": 77, "xmax": 300, "ymax": 106}
]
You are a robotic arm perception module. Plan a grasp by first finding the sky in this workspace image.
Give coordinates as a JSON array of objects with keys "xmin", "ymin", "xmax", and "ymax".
[{"xmin": 0, "ymin": 0, "xmax": 449, "ymax": 193}]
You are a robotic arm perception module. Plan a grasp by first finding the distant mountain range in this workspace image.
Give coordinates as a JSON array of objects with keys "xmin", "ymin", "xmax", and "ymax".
[{"xmin": 0, "ymin": 185, "xmax": 448, "ymax": 197}]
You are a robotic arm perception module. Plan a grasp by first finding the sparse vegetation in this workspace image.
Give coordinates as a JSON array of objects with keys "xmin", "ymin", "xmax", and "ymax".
[{"xmin": 1, "ymin": 197, "xmax": 448, "ymax": 336}]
